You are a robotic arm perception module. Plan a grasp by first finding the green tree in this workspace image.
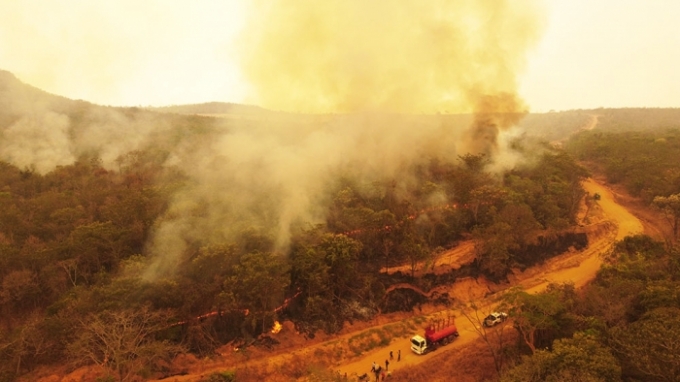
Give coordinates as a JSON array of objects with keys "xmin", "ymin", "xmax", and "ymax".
[
  {"xmin": 502, "ymin": 332, "xmax": 621, "ymax": 382},
  {"xmin": 400, "ymin": 235, "xmax": 428, "ymax": 278},
  {"xmin": 503, "ymin": 284, "xmax": 575, "ymax": 354},
  {"xmin": 0, "ymin": 269, "xmax": 41, "ymax": 314},
  {"xmin": 289, "ymin": 233, "xmax": 365, "ymax": 334},
  {"xmin": 473, "ymin": 217, "xmax": 514, "ymax": 280},
  {"xmin": 497, "ymin": 203, "xmax": 541, "ymax": 248},
  {"xmin": 318, "ymin": 234, "xmax": 365, "ymax": 304},
  {"xmin": 611, "ymin": 307, "xmax": 680, "ymax": 382},
  {"xmin": 0, "ymin": 313, "xmax": 56, "ymax": 376},
  {"xmin": 652, "ymin": 193, "xmax": 680, "ymax": 239},
  {"xmin": 290, "ymin": 243, "xmax": 334, "ymax": 333},
  {"xmin": 372, "ymin": 210, "xmax": 397, "ymax": 271},
  {"xmin": 222, "ymin": 251, "xmax": 290, "ymax": 334},
  {"xmin": 469, "ymin": 184, "xmax": 507, "ymax": 224},
  {"xmin": 67, "ymin": 222, "xmax": 129, "ymax": 284},
  {"xmin": 452, "ymin": 154, "xmax": 494, "ymax": 209}
]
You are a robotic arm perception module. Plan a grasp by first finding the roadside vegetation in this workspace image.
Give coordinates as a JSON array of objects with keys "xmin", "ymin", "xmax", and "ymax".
[
  {"xmin": 0, "ymin": 113, "xmax": 591, "ymax": 381},
  {"xmin": 566, "ymin": 128, "xmax": 680, "ymax": 239},
  {"xmin": 2, "ymin": 95, "xmax": 680, "ymax": 381},
  {"xmin": 390, "ymin": 121, "xmax": 680, "ymax": 382},
  {"xmin": 0, "ymin": 142, "xmax": 588, "ymax": 380},
  {"xmin": 391, "ymin": 236, "xmax": 680, "ymax": 382}
]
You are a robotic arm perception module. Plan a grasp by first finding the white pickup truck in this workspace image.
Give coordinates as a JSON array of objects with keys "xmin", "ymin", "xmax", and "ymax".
[{"xmin": 483, "ymin": 312, "xmax": 508, "ymax": 327}]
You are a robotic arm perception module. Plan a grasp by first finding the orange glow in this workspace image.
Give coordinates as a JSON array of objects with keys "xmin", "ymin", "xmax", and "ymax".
[{"xmin": 271, "ymin": 321, "xmax": 283, "ymax": 334}]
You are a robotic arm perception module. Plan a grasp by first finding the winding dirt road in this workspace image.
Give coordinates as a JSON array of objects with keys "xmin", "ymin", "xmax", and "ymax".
[
  {"xmin": 146, "ymin": 177, "xmax": 643, "ymax": 382},
  {"xmin": 335, "ymin": 177, "xmax": 643, "ymax": 378}
]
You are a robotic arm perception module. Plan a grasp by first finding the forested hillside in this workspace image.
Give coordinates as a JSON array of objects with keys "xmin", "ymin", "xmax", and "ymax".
[
  {"xmin": 147, "ymin": 104, "xmax": 680, "ymax": 143},
  {"xmin": 392, "ymin": 123, "xmax": 680, "ymax": 382},
  {"xmin": 500, "ymin": 236, "xmax": 680, "ymax": 382},
  {"xmin": 3, "ymin": 70, "xmax": 680, "ymax": 381},
  {"xmin": 389, "ymin": 235, "xmax": 680, "ymax": 382},
  {"xmin": 565, "ymin": 128, "xmax": 680, "ymax": 240},
  {"xmin": 0, "ymin": 71, "xmax": 595, "ymax": 381},
  {"xmin": 487, "ymin": 119, "xmax": 680, "ymax": 381},
  {"xmin": 0, "ymin": 144, "xmax": 589, "ymax": 381},
  {"xmin": 518, "ymin": 108, "xmax": 680, "ymax": 142},
  {"xmin": 566, "ymin": 129, "xmax": 680, "ymax": 198}
]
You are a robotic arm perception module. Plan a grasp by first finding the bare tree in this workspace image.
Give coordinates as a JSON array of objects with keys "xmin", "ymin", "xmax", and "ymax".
[
  {"xmin": 0, "ymin": 312, "xmax": 57, "ymax": 376},
  {"xmin": 68, "ymin": 306, "xmax": 184, "ymax": 381},
  {"xmin": 458, "ymin": 300, "xmax": 511, "ymax": 376},
  {"xmin": 57, "ymin": 259, "xmax": 79, "ymax": 287}
]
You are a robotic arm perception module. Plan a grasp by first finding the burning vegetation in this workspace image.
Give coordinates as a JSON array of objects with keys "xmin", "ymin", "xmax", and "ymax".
[
  {"xmin": 271, "ymin": 321, "xmax": 283, "ymax": 334},
  {"xmin": 10, "ymin": 1, "xmax": 679, "ymax": 381}
]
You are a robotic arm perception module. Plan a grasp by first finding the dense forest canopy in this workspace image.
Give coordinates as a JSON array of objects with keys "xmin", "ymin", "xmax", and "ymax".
[
  {"xmin": 565, "ymin": 128, "xmax": 680, "ymax": 241},
  {"xmin": 495, "ymin": 235, "xmax": 680, "ymax": 382},
  {"xmin": 566, "ymin": 129, "xmax": 680, "ymax": 201},
  {"xmin": 390, "ymin": 128, "xmax": 680, "ymax": 382},
  {"xmin": 1, "ymin": 71, "xmax": 680, "ymax": 381}
]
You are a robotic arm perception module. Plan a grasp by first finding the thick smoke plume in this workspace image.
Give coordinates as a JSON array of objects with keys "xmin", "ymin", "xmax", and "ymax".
[
  {"xmin": 238, "ymin": 0, "xmax": 545, "ymax": 158},
  {"xmin": 144, "ymin": 113, "xmax": 469, "ymax": 277},
  {"xmin": 147, "ymin": 1, "xmax": 545, "ymax": 276},
  {"xmin": 239, "ymin": 0, "xmax": 544, "ymax": 116},
  {"xmin": 0, "ymin": 1, "xmax": 546, "ymax": 278}
]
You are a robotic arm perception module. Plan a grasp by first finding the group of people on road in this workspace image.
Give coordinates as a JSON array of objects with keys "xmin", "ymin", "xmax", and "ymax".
[{"xmin": 369, "ymin": 349, "xmax": 400, "ymax": 381}]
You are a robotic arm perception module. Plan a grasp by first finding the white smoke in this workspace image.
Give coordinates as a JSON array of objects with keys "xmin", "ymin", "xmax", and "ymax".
[{"xmin": 0, "ymin": 111, "xmax": 74, "ymax": 173}]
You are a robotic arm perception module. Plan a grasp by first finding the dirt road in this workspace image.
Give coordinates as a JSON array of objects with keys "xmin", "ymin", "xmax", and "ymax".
[
  {"xmin": 146, "ymin": 177, "xmax": 643, "ymax": 382},
  {"xmin": 336, "ymin": 177, "xmax": 643, "ymax": 378}
]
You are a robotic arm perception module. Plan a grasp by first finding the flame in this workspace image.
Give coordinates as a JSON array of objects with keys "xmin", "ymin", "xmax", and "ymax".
[
  {"xmin": 271, "ymin": 320, "xmax": 283, "ymax": 334},
  {"xmin": 166, "ymin": 289, "xmax": 302, "ymax": 330}
]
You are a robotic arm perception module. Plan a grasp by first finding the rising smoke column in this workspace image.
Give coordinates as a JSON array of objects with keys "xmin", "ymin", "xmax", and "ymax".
[
  {"xmin": 238, "ymin": 0, "xmax": 545, "ymax": 153},
  {"xmin": 145, "ymin": 1, "xmax": 546, "ymax": 277},
  {"xmin": 1, "ymin": 2, "xmax": 545, "ymax": 280}
]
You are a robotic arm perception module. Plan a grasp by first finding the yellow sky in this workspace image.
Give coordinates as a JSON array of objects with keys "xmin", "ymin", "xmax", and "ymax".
[
  {"xmin": 520, "ymin": 0, "xmax": 680, "ymax": 111},
  {"xmin": 1, "ymin": 0, "xmax": 678, "ymax": 111}
]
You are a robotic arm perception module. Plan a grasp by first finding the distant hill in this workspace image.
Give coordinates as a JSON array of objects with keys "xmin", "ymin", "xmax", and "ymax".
[
  {"xmin": 0, "ymin": 69, "xmax": 220, "ymax": 124},
  {"xmin": 0, "ymin": 70, "xmax": 224, "ymax": 174},
  {"xmin": 149, "ymin": 101, "xmax": 680, "ymax": 141},
  {"xmin": 589, "ymin": 107, "xmax": 680, "ymax": 132},
  {"xmin": 2, "ymin": 68, "xmax": 680, "ymax": 141},
  {"xmin": 0, "ymin": 69, "xmax": 94, "ymax": 114},
  {"xmin": 518, "ymin": 108, "xmax": 680, "ymax": 142},
  {"xmin": 147, "ymin": 101, "xmax": 272, "ymax": 116},
  {"xmin": 0, "ymin": 70, "xmax": 265, "ymax": 122}
]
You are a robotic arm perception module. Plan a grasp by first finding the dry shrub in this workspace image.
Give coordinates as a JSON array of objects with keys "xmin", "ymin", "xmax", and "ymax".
[
  {"xmin": 272, "ymin": 353, "xmax": 340, "ymax": 382},
  {"xmin": 222, "ymin": 365, "xmax": 268, "ymax": 382},
  {"xmin": 169, "ymin": 353, "xmax": 198, "ymax": 375},
  {"xmin": 276, "ymin": 353, "xmax": 311, "ymax": 379}
]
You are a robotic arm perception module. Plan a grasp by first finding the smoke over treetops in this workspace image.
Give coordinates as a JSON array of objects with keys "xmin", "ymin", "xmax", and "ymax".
[
  {"xmin": 169, "ymin": 0, "xmax": 545, "ymax": 276},
  {"xmin": 0, "ymin": 1, "xmax": 546, "ymax": 277},
  {"xmin": 239, "ymin": 0, "xmax": 544, "ymax": 131}
]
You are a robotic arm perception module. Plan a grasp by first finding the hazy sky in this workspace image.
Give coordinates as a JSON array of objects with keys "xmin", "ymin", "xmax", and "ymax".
[{"xmin": 1, "ymin": 0, "xmax": 678, "ymax": 112}]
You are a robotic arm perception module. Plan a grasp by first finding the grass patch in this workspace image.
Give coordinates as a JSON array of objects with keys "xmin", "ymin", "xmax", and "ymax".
[
  {"xmin": 345, "ymin": 316, "xmax": 431, "ymax": 357},
  {"xmin": 205, "ymin": 370, "xmax": 236, "ymax": 382}
]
